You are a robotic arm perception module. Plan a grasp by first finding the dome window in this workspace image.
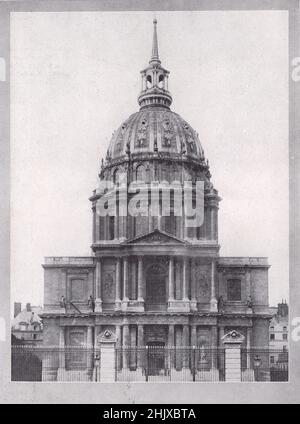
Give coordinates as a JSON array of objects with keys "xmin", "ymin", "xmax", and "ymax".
[
  {"xmin": 158, "ymin": 74, "xmax": 164, "ymax": 88},
  {"xmin": 146, "ymin": 75, "xmax": 152, "ymax": 88},
  {"xmin": 136, "ymin": 164, "xmax": 146, "ymax": 181}
]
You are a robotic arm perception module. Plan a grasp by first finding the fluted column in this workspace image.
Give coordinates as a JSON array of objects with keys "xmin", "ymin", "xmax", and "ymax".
[
  {"xmin": 137, "ymin": 324, "xmax": 144, "ymax": 369},
  {"xmin": 191, "ymin": 325, "xmax": 197, "ymax": 374},
  {"xmin": 87, "ymin": 326, "xmax": 93, "ymax": 376},
  {"xmin": 137, "ymin": 256, "xmax": 144, "ymax": 303},
  {"xmin": 211, "ymin": 325, "xmax": 218, "ymax": 369},
  {"xmin": 191, "ymin": 325, "xmax": 197, "ymax": 347},
  {"xmin": 116, "ymin": 325, "xmax": 122, "ymax": 371},
  {"xmin": 190, "ymin": 259, "xmax": 197, "ymax": 311},
  {"xmin": 58, "ymin": 326, "xmax": 65, "ymax": 369},
  {"xmin": 182, "ymin": 257, "xmax": 189, "ymax": 301},
  {"xmin": 168, "ymin": 324, "xmax": 175, "ymax": 369},
  {"xmin": 168, "ymin": 257, "xmax": 174, "ymax": 302},
  {"xmin": 95, "ymin": 260, "xmax": 102, "ymax": 312},
  {"xmin": 115, "ymin": 258, "xmax": 122, "ymax": 310},
  {"xmin": 247, "ymin": 327, "xmax": 252, "ymax": 368},
  {"xmin": 123, "ymin": 257, "xmax": 129, "ymax": 301},
  {"xmin": 182, "ymin": 325, "xmax": 189, "ymax": 368},
  {"xmin": 210, "ymin": 259, "xmax": 218, "ymax": 312},
  {"xmin": 122, "ymin": 321, "xmax": 130, "ymax": 369}
]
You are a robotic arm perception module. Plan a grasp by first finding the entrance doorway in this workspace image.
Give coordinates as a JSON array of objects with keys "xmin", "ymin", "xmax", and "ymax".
[
  {"xmin": 147, "ymin": 342, "xmax": 166, "ymax": 376},
  {"xmin": 145, "ymin": 264, "xmax": 167, "ymax": 310}
]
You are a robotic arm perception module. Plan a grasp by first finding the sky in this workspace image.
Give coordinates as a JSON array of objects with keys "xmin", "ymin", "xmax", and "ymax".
[{"xmin": 10, "ymin": 10, "xmax": 288, "ymax": 309}]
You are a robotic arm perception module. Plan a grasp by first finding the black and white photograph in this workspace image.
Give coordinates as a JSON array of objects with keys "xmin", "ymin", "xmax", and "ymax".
[{"xmin": 0, "ymin": 0, "xmax": 299, "ymax": 406}]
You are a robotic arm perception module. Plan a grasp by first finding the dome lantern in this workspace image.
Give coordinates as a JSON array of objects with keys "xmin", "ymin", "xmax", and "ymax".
[{"xmin": 137, "ymin": 19, "xmax": 172, "ymax": 110}]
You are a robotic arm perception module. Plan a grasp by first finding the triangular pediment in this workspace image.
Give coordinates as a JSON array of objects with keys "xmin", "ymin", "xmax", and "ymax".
[{"xmin": 123, "ymin": 229, "xmax": 187, "ymax": 245}]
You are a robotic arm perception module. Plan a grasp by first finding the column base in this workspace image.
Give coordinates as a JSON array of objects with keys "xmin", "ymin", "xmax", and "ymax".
[
  {"xmin": 210, "ymin": 298, "xmax": 218, "ymax": 312},
  {"xmin": 94, "ymin": 298, "xmax": 102, "ymax": 312},
  {"xmin": 121, "ymin": 300, "xmax": 144, "ymax": 312},
  {"xmin": 190, "ymin": 300, "xmax": 198, "ymax": 311},
  {"xmin": 167, "ymin": 300, "xmax": 190, "ymax": 312},
  {"xmin": 121, "ymin": 299, "xmax": 129, "ymax": 311},
  {"xmin": 115, "ymin": 299, "xmax": 122, "ymax": 311}
]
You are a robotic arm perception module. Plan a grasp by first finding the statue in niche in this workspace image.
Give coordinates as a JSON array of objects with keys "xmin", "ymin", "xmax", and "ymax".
[
  {"xmin": 198, "ymin": 273, "xmax": 209, "ymax": 298},
  {"xmin": 103, "ymin": 272, "xmax": 114, "ymax": 298},
  {"xmin": 199, "ymin": 345, "xmax": 208, "ymax": 364},
  {"xmin": 218, "ymin": 295, "xmax": 225, "ymax": 313},
  {"xmin": 246, "ymin": 295, "xmax": 253, "ymax": 309}
]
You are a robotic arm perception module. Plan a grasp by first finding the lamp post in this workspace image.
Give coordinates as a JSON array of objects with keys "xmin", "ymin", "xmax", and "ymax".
[{"xmin": 253, "ymin": 355, "xmax": 261, "ymax": 381}]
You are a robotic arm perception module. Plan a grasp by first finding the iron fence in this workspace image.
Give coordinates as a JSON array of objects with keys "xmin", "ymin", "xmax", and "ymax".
[
  {"xmin": 11, "ymin": 345, "xmax": 288, "ymax": 382},
  {"xmin": 11, "ymin": 345, "xmax": 97, "ymax": 382},
  {"xmin": 115, "ymin": 346, "xmax": 225, "ymax": 382}
]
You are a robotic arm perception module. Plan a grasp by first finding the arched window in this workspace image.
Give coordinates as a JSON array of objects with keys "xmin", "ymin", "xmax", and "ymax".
[
  {"xmin": 146, "ymin": 74, "xmax": 152, "ymax": 88},
  {"xmin": 136, "ymin": 164, "xmax": 146, "ymax": 181},
  {"xmin": 158, "ymin": 74, "xmax": 164, "ymax": 89}
]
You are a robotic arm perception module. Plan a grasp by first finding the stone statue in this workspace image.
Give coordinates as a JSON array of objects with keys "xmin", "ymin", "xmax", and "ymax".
[
  {"xmin": 247, "ymin": 296, "xmax": 253, "ymax": 309},
  {"xmin": 199, "ymin": 345, "xmax": 208, "ymax": 364},
  {"xmin": 218, "ymin": 295, "xmax": 224, "ymax": 313},
  {"xmin": 59, "ymin": 296, "xmax": 66, "ymax": 308},
  {"xmin": 88, "ymin": 295, "xmax": 95, "ymax": 312}
]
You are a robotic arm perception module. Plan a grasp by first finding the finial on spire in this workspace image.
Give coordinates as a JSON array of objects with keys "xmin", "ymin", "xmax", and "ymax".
[{"xmin": 150, "ymin": 18, "xmax": 160, "ymax": 64}]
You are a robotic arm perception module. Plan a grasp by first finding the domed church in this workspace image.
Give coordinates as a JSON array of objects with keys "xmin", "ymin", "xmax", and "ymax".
[{"xmin": 41, "ymin": 20, "xmax": 271, "ymax": 381}]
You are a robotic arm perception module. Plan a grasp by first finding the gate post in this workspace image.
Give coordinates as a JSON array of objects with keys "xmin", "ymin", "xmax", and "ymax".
[
  {"xmin": 221, "ymin": 330, "xmax": 245, "ymax": 382},
  {"xmin": 97, "ymin": 329, "xmax": 117, "ymax": 382}
]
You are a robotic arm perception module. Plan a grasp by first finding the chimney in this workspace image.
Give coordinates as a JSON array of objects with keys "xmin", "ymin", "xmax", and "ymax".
[
  {"xmin": 14, "ymin": 302, "xmax": 22, "ymax": 318},
  {"xmin": 26, "ymin": 303, "xmax": 31, "ymax": 312},
  {"xmin": 277, "ymin": 302, "xmax": 288, "ymax": 317}
]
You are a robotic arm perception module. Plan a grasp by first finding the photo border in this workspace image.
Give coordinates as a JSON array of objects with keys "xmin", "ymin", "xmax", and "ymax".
[{"xmin": 0, "ymin": 0, "xmax": 299, "ymax": 404}]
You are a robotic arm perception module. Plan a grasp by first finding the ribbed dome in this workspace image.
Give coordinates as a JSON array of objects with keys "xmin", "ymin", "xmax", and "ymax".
[{"xmin": 106, "ymin": 108, "xmax": 205, "ymax": 162}]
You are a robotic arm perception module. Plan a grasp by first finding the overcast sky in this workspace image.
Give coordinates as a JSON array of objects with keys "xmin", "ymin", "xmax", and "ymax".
[{"xmin": 11, "ymin": 10, "xmax": 288, "ymax": 309}]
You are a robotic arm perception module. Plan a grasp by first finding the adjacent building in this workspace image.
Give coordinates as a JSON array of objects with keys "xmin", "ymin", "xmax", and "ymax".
[
  {"xmin": 41, "ymin": 20, "xmax": 271, "ymax": 381},
  {"xmin": 269, "ymin": 301, "xmax": 288, "ymax": 366},
  {"xmin": 11, "ymin": 302, "xmax": 43, "ymax": 345}
]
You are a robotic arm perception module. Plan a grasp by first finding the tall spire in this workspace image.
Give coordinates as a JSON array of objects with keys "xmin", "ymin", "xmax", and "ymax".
[
  {"xmin": 150, "ymin": 18, "xmax": 160, "ymax": 64},
  {"xmin": 137, "ymin": 19, "xmax": 172, "ymax": 110}
]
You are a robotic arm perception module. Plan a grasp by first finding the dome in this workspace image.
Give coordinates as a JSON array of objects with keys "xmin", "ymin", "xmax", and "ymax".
[
  {"xmin": 106, "ymin": 108, "xmax": 205, "ymax": 162},
  {"xmin": 101, "ymin": 19, "xmax": 207, "ymax": 171}
]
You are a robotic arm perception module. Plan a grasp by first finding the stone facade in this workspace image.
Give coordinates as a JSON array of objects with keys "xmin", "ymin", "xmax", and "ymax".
[{"xmin": 41, "ymin": 20, "xmax": 271, "ymax": 380}]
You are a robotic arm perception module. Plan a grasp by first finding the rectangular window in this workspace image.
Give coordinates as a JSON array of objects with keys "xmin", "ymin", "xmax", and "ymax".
[
  {"xmin": 71, "ymin": 279, "xmax": 84, "ymax": 301},
  {"xmin": 227, "ymin": 279, "xmax": 241, "ymax": 301},
  {"xmin": 283, "ymin": 333, "xmax": 288, "ymax": 340},
  {"xmin": 66, "ymin": 330, "xmax": 87, "ymax": 370},
  {"xmin": 270, "ymin": 333, "xmax": 275, "ymax": 340},
  {"xmin": 270, "ymin": 356, "xmax": 275, "ymax": 364}
]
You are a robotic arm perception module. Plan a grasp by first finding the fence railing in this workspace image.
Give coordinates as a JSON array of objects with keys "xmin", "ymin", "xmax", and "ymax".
[
  {"xmin": 115, "ymin": 346, "xmax": 225, "ymax": 382},
  {"xmin": 11, "ymin": 345, "xmax": 97, "ymax": 382},
  {"xmin": 11, "ymin": 345, "xmax": 288, "ymax": 382}
]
